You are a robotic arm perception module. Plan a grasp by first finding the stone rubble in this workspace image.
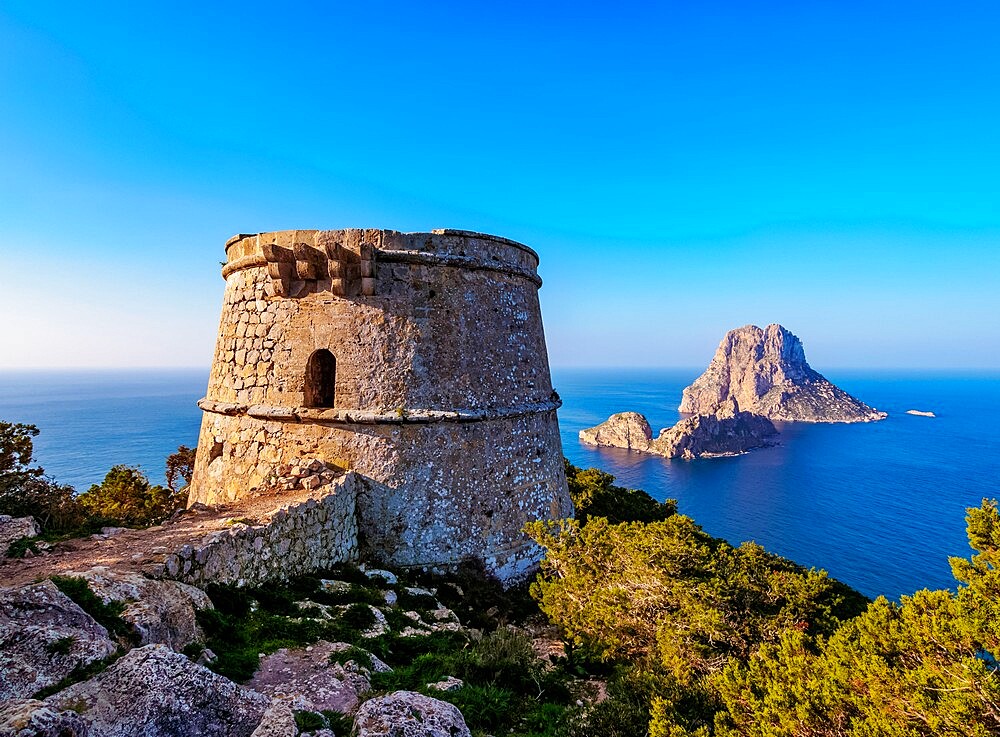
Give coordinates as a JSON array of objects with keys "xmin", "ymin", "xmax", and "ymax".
[
  {"xmin": 426, "ymin": 676, "xmax": 464, "ymax": 693},
  {"xmin": 271, "ymin": 458, "xmax": 339, "ymax": 493}
]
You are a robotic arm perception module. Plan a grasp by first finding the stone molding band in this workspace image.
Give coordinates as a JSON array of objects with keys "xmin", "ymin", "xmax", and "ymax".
[
  {"xmin": 197, "ymin": 398, "xmax": 562, "ymax": 425},
  {"xmin": 220, "ymin": 249, "xmax": 542, "ymax": 287},
  {"xmin": 376, "ymin": 249, "xmax": 542, "ymax": 287},
  {"xmin": 221, "ymin": 254, "xmax": 267, "ymax": 279}
]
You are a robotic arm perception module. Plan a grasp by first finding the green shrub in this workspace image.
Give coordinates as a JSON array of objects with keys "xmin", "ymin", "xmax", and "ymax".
[
  {"xmin": 45, "ymin": 636, "xmax": 76, "ymax": 656},
  {"xmin": 435, "ymin": 683, "xmax": 518, "ymax": 731},
  {"xmin": 6, "ymin": 535, "xmax": 39, "ymax": 558},
  {"xmin": 565, "ymin": 459, "xmax": 676, "ymax": 525},
  {"xmin": 77, "ymin": 465, "xmax": 184, "ymax": 527},
  {"xmin": 340, "ymin": 603, "xmax": 377, "ymax": 631},
  {"xmin": 293, "ymin": 710, "xmax": 326, "ymax": 731},
  {"xmin": 328, "ymin": 645, "xmax": 373, "ymax": 670}
]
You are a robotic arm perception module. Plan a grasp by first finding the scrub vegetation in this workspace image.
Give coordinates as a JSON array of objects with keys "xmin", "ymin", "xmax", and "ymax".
[{"xmin": 0, "ymin": 421, "xmax": 192, "ymax": 551}]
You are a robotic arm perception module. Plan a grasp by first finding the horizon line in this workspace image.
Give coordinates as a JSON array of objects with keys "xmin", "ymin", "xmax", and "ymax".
[{"xmin": 1, "ymin": 365, "xmax": 998, "ymax": 374}]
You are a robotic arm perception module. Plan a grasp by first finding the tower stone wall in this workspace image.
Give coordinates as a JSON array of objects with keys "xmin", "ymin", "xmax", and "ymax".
[{"xmin": 189, "ymin": 228, "xmax": 572, "ymax": 582}]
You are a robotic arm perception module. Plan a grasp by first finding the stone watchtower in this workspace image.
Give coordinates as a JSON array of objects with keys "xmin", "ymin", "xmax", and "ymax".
[{"xmin": 189, "ymin": 228, "xmax": 572, "ymax": 581}]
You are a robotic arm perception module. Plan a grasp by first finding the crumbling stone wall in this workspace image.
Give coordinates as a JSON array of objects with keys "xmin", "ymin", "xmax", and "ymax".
[
  {"xmin": 163, "ymin": 473, "xmax": 359, "ymax": 587},
  {"xmin": 189, "ymin": 229, "xmax": 572, "ymax": 582}
]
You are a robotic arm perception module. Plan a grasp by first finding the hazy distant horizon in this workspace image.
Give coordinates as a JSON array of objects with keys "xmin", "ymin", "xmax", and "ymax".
[{"xmin": 2, "ymin": 365, "xmax": 998, "ymax": 374}]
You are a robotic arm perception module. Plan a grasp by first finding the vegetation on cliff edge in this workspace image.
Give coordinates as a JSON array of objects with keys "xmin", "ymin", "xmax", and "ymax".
[
  {"xmin": 0, "ymin": 420, "xmax": 192, "ymax": 547},
  {"xmin": 528, "ymin": 462, "xmax": 1000, "ymax": 736}
]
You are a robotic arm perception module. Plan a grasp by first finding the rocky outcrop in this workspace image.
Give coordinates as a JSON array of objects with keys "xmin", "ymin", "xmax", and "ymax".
[
  {"xmin": 247, "ymin": 640, "xmax": 380, "ymax": 715},
  {"xmin": 0, "ymin": 699, "xmax": 90, "ymax": 737},
  {"xmin": 650, "ymin": 398, "xmax": 777, "ymax": 459},
  {"xmin": 578, "ymin": 412, "xmax": 653, "ymax": 451},
  {"xmin": 354, "ymin": 691, "xmax": 471, "ymax": 737},
  {"xmin": 0, "ymin": 581, "xmax": 117, "ymax": 701},
  {"xmin": 580, "ymin": 399, "xmax": 777, "ymax": 460},
  {"xmin": 679, "ymin": 324, "xmax": 887, "ymax": 423},
  {"xmin": 0, "ymin": 517, "xmax": 40, "ymax": 558},
  {"xmin": 64, "ymin": 567, "xmax": 211, "ymax": 650},
  {"xmin": 45, "ymin": 645, "xmax": 270, "ymax": 737},
  {"xmin": 247, "ymin": 701, "xmax": 297, "ymax": 737}
]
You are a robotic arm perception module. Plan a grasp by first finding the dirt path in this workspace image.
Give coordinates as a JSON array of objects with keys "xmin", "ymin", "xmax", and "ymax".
[{"xmin": 0, "ymin": 487, "xmax": 322, "ymax": 589}]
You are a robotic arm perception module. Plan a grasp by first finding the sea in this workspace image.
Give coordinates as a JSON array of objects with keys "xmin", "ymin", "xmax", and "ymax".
[{"xmin": 0, "ymin": 368, "xmax": 997, "ymax": 601}]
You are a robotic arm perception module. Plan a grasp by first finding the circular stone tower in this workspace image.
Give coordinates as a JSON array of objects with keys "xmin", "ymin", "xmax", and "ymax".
[{"xmin": 189, "ymin": 228, "xmax": 572, "ymax": 581}]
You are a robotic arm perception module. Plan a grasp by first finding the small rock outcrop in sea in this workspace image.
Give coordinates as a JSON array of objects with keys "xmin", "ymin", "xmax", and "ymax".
[
  {"xmin": 652, "ymin": 398, "xmax": 778, "ymax": 459},
  {"xmin": 580, "ymin": 399, "xmax": 778, "ymax": 460},
  {"xmin": 906, "ymin": 409, "xmax": 936, "ymax": 418},
  {"xmin": 679, "ymin": 324, "xmax": 887, "ymax": 423},
  {"xmin": 578, "ymin": 412, "xmax": 654, "ymax": 451}
]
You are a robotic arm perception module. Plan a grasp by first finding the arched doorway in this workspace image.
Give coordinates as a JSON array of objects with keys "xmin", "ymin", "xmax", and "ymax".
[{"xmin": 304, "ymin": 349, "xmax": 336, "ymax": 408}]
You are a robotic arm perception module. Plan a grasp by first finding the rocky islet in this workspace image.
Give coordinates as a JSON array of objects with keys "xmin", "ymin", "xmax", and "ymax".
[{"xmin": 581, "ymin": 323, "xmax": 885, "ymax": 460}]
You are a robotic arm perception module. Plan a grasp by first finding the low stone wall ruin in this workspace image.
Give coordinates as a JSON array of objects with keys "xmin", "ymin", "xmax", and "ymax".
[{"xmin": 155, "ymin": 473, "xmax": 359, "ymax": 587}]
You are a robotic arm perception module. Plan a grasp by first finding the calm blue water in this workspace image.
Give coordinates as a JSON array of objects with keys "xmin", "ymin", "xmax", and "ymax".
[
  {"xmin": 0, "ymin": 368, "xmax": 997, "ymax": 600},
  {"xmin": 555, "ymin": 368, "xmax": 1000, "ymax": 600},
  {"xmin": 0, "ymin": 370, "xmax": 206, "ymax": 491}
]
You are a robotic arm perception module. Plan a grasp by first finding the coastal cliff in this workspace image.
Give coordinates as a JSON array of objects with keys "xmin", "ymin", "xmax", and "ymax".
[{"xmin": 679, "ymin": 324, "xmax": 887, "ymax": 423}]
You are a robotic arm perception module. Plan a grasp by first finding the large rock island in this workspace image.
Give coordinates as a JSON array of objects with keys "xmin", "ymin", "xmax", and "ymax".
[
  {"xmin": 580, "ymin": 399, "xmax": 778, "ymax": 460},
  {"xmin": 679, "ymin": 324, "xmax": 887, "ymax": 423}
]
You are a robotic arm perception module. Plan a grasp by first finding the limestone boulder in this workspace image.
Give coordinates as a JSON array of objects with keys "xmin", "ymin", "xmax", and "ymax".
[
  {"xmin": 578, "ymin": 412, "xmax": 652, "ymax": 451},
  {"xmin": 247, "ymin": 640, "xmax": 377, "ymax": 715},
  {"xmin": 427, "ymin": 676, "xmax": 463, "ymax": 692},
  {"xmin": 354, "ymin": 691, "xmax": 471, "ymax": 737},
  {"xmin": 248, "ymin": 701, "xmax": 296, "ymax": 737},
  {"xmin": 0, "ymin": 699, "xmax": 90, "ymax": 737},
  {"xmin": 45, "ymin": 644, "xmax": 270, "ymax": 737},
  {"xmin": 65, "ymin": 567, "xmax": 212, "ymax": 650},
  {"xmin": 0, "ymin": 580, "xmax": 117, "ymax": 701},
  {"xmin": 0, "ymin": 515, "xmax": 41, "ymax": 557}
]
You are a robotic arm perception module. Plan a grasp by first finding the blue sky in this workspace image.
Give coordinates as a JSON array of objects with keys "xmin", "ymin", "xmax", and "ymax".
[{"xmin": 1, "ymin": 1, "xmax": 998, "ymax": 369}]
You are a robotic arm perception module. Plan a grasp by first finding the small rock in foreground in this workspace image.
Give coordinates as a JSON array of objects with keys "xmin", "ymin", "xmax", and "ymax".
[
  {"xmin": 247, "ymin": 640, "xmax": 377, "ymax": 715},
  {"xmin": 354, "ymin": 691, "xmax": 471, "ymax": 737}
]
